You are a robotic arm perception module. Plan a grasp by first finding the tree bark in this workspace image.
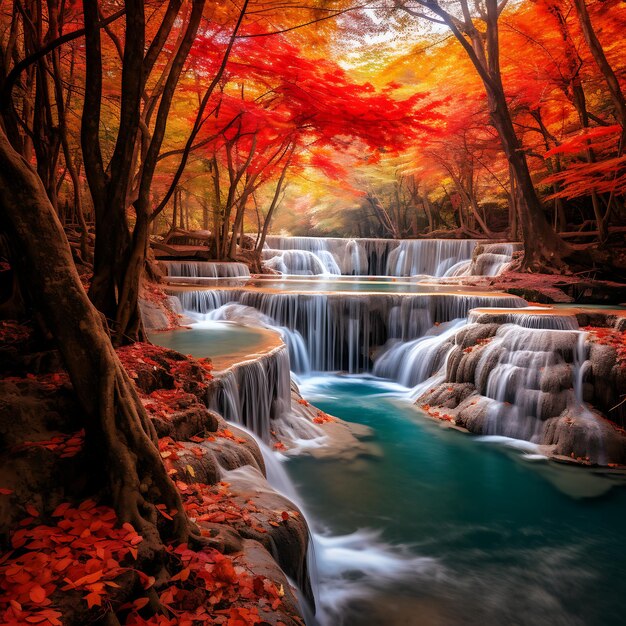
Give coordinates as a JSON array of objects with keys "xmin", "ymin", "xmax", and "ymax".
[
  {"xmin": 256, "ymin": 149, "xmax": 293, "ymax": 254},
  {"xmin": 407, "ymin": 0, "xmax": 571, "ymax": 269},
  {"xmin": 572, "ymin": 0, "xmax": 626, "ymax": 131},
  {"xmin": 571, "ymin": 0, "xmax": 626, "ymax": 239},
  {"xmin": 0, "ymin": 126, "xmax": 192, "ymax": 549}
]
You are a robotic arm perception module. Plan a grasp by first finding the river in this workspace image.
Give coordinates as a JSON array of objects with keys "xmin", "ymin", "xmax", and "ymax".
[{"xmin": 288, "ymin": 375, "xmax": 626, "ymax": 626}]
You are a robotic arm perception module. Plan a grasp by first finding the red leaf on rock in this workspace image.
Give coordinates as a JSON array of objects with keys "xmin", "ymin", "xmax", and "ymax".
[
  {"xmin": 85, "ymin": 591, "xmax": 102, "ymax": 608},
  {"xmin": 213, "ymin": 558, "xmax": 238, "ymax": 584},
  {"xmin": 29, "ymin": 584, "xmax": 47, "ymax": 604}
]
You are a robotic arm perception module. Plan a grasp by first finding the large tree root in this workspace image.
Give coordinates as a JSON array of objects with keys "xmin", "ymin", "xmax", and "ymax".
[{"xmin": 97, "ymin": 350, "xmax": 196, "ymax": 547}]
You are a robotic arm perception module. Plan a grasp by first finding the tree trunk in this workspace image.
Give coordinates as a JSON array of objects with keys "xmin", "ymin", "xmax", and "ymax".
[
  {"xmin": 422, "ymin": 193, "xmax": 435, "ymax": 232},
  {"xmin": 202, "ymin": 196, "xmax": 209, "ymax": 230},
  {"xmin": 257, "ymin": 158, "xmax": 292, "ymax": 254},
  {"xmin": 571, "ymin": 0, "xmax": 625, "ymax": 242},
  {"xmin": 81, "ymin": 0, "xmax": 137, "ymax": 327},
  {"xmin": 448, "ymin": 169, "xmax": 493, "ymax": 236},
  {"xmin": 0, "ymin": 126, "xmax": 193, "ymax": 550},
  {"xmin": 172, "ymin": 187, "xmax": 178, "ymax": 230},
  {"xmin": 484, "ymin": 67, "xmax": 570, "ymax": 268},
  {"xmin": 572, "ymin": 0, "xmax": 626, "ymax": 131},
  {"xmin": 410, "ymin": 0, "xmax": 570, "ymax": 269}
]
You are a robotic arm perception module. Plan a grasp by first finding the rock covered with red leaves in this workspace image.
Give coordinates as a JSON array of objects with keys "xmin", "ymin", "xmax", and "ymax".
[{"xmin": 0, "ymin": 320, "xmax": 310, "ymax": 625}]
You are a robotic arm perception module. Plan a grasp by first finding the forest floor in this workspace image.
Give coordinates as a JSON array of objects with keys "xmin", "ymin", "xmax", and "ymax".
[
  {"xmin": 0, "ymin": 319, "xmax": 315, "ymax": 626},
  {"xmin": 488, "ymin": 270, "xmax": 626, "ymax": 304}
]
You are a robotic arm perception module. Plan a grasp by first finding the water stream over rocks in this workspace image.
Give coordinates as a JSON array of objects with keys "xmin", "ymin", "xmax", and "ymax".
[
  {"xmin": 175, "ymin": 289, "xmax": 525, "ymax": 373},
  {"xmin": 152, "ymin": 238, "xmax": 626, "ymax": 624},
  {"xmin": 262, "ymin": 236, "xmax": 515, "ymax": 277}
]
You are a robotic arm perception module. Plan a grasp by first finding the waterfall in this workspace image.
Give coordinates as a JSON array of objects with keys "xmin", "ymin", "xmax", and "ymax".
[
  {"xmin": 176, "ymin": 289, "xmax": 234, "ymax": 313},
  {"xmin": 570, "ymin": 330, "xmax": 607, "ymax": 464},
  {"xmin": 209, "ymin": 344, "xmax": 292, "ymax": 442},
  {"xmin": 262, "ymin": 249, "xmax": 341, "ymax": 276},
  {"xmin": 444, "ymin": 243, "xmax": 516, "ymax": 278},
  {"xmin": 475, "ymin": 326, "xmax": 578, "ymax": 441},
  {"xmin": 161, "ymin": 260, "xmax": 250, "ymax": 279},
  {"xmin": 395, "ymin": 321, "xmax": 613, "ymax": 463},
  {"xmin": 468, "ymin": 309, "xmax": 580, "ymax": 330},
  {"xmin": 167, "ymin": 266, "xmax": 618, "ymax": 462},
  {"xmin": 373, "ymin": 319, "xmax": 467, "ymax": 387},
  {"xmin": 174, "ymin": 289, "xmax": 527, "ymax": 373},
  {"xmin": 468, "ymin": 325, "xmax": 607, "ymax": 462},
  {"xmin": 386, "ymin": 239, "xmax": 476, "ymax": 277},
  {"xmin": 202, "ymin": 326, "xmax": 321, "ymax": 446},
  {"xmin": 158, "ymin": 237, "xmax": 516, "ymax": 278},
  {"xmin": 574, "ymin": 331, "xmax": 589, "ymax": 405},
  {"xmin": 204, "ymin": 303, "xmax": 311, "ymax": 374},
  {"xmin": 472, "ymin": 251, "xmax": 512, "ymax": 276},
  {"xmin": 224, "ymin": 424, "xmax": 440, "ymax": 626},
  {"xmin": 263, "ymin": 236, "xmax": 514, "ymax": 277}
]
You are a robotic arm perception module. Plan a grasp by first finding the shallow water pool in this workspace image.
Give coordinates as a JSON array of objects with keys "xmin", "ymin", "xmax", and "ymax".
[
  {"xmin": 288, "ymin": 375, "xmax": 626, "ymax": 626},
  {"xmin": 149, "ymin": 320, "xmax": 268, "ymax": 360}
]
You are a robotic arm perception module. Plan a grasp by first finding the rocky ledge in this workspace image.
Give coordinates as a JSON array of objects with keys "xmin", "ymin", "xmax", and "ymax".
[
  {"xmin": 414, "ymin": 308, "xmax": 626, "ymax": 466},
  {"xmin": 0, "ymin": 320, "xmax": 312, "ymax": 624}
]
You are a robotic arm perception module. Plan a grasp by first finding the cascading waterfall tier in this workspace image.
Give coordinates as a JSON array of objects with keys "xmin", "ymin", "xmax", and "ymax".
[
  {"xmin": 162, "ymin": 275, "xmax": 625, "ymax": 466},
  {"xmin": 161, "ymin": 260, "xmax": 250, "ymax": 279},
  {"xmin": 173, "ymin": 288, "xmax": 526, "ymax": 373},
  {"xmin": 263, "ymin": 236, "xmax": 515, "ymax": 277},
  {"xmin": 413, "ymin": 319, "xmax": 626, "ymax": 464},
  {"xmin": 468, "ymin": 308, "xmax": 580, "ymax": 330},
  {"xmin": 208, "ymin": 342, "xmax": 292, "ymax": 443},
  {"xmin": 373, "ymin": 319, "xmax": 468, "ymax": 388}
]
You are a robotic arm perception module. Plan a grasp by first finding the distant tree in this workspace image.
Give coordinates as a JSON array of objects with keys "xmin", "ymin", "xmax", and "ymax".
[{"xmin": 397, "ymin": 0, "xmax": 571, "ymax": 269}]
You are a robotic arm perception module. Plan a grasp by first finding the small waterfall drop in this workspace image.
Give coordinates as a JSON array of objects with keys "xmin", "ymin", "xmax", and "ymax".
[
  {"xmin": 161, "ymin": 260, "xmax": 250, "ymax": 278},
  {"xmin": 263, "ymin": 236, "xmax": 514, "ymax": 277},
  {"xmin": 203, "ymin": 303, "xmax": 312, "ymax": 374},
  {"xmin": 386, "ymin": 239, "xmax": 476, "ymax": 277},
  {"xmin": 208, "ymin": 343, "xmax": 292, "ymax": 442},
  {"xmin": 468, "ymin": 309, "xmax": 580, "ymax": 330},
  {"xmin": 373, "ymin": 319, "xmax": 467, "ymax": 387}
]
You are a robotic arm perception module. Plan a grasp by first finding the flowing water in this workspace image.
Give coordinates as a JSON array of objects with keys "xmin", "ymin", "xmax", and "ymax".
[
  {"xmin": 151, "ymin": 315, "xmax": 626, "ymax": 625},
  {"xmin": 160, "ymin": 260, "xmax": 250, "ymax": 278},
  {"xmin": 172, "ymin": 290, "xmax": 524, "ymax": 373},
  {"xmin": 288, "ymin": 375, "xmax": 626, "ymax": 626},
  {"xmin": 262, "ymin": 236, "xmax": 513, "ymax": 277},
  {"xmin": 155, "ymin": 240, "xmax": 626, "ymax": 625}
]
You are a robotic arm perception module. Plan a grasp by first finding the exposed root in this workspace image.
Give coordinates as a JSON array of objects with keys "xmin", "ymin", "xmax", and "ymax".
[{"xmin": 97, "ymin": 348, "xmax": 196, "ymax": 548}]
